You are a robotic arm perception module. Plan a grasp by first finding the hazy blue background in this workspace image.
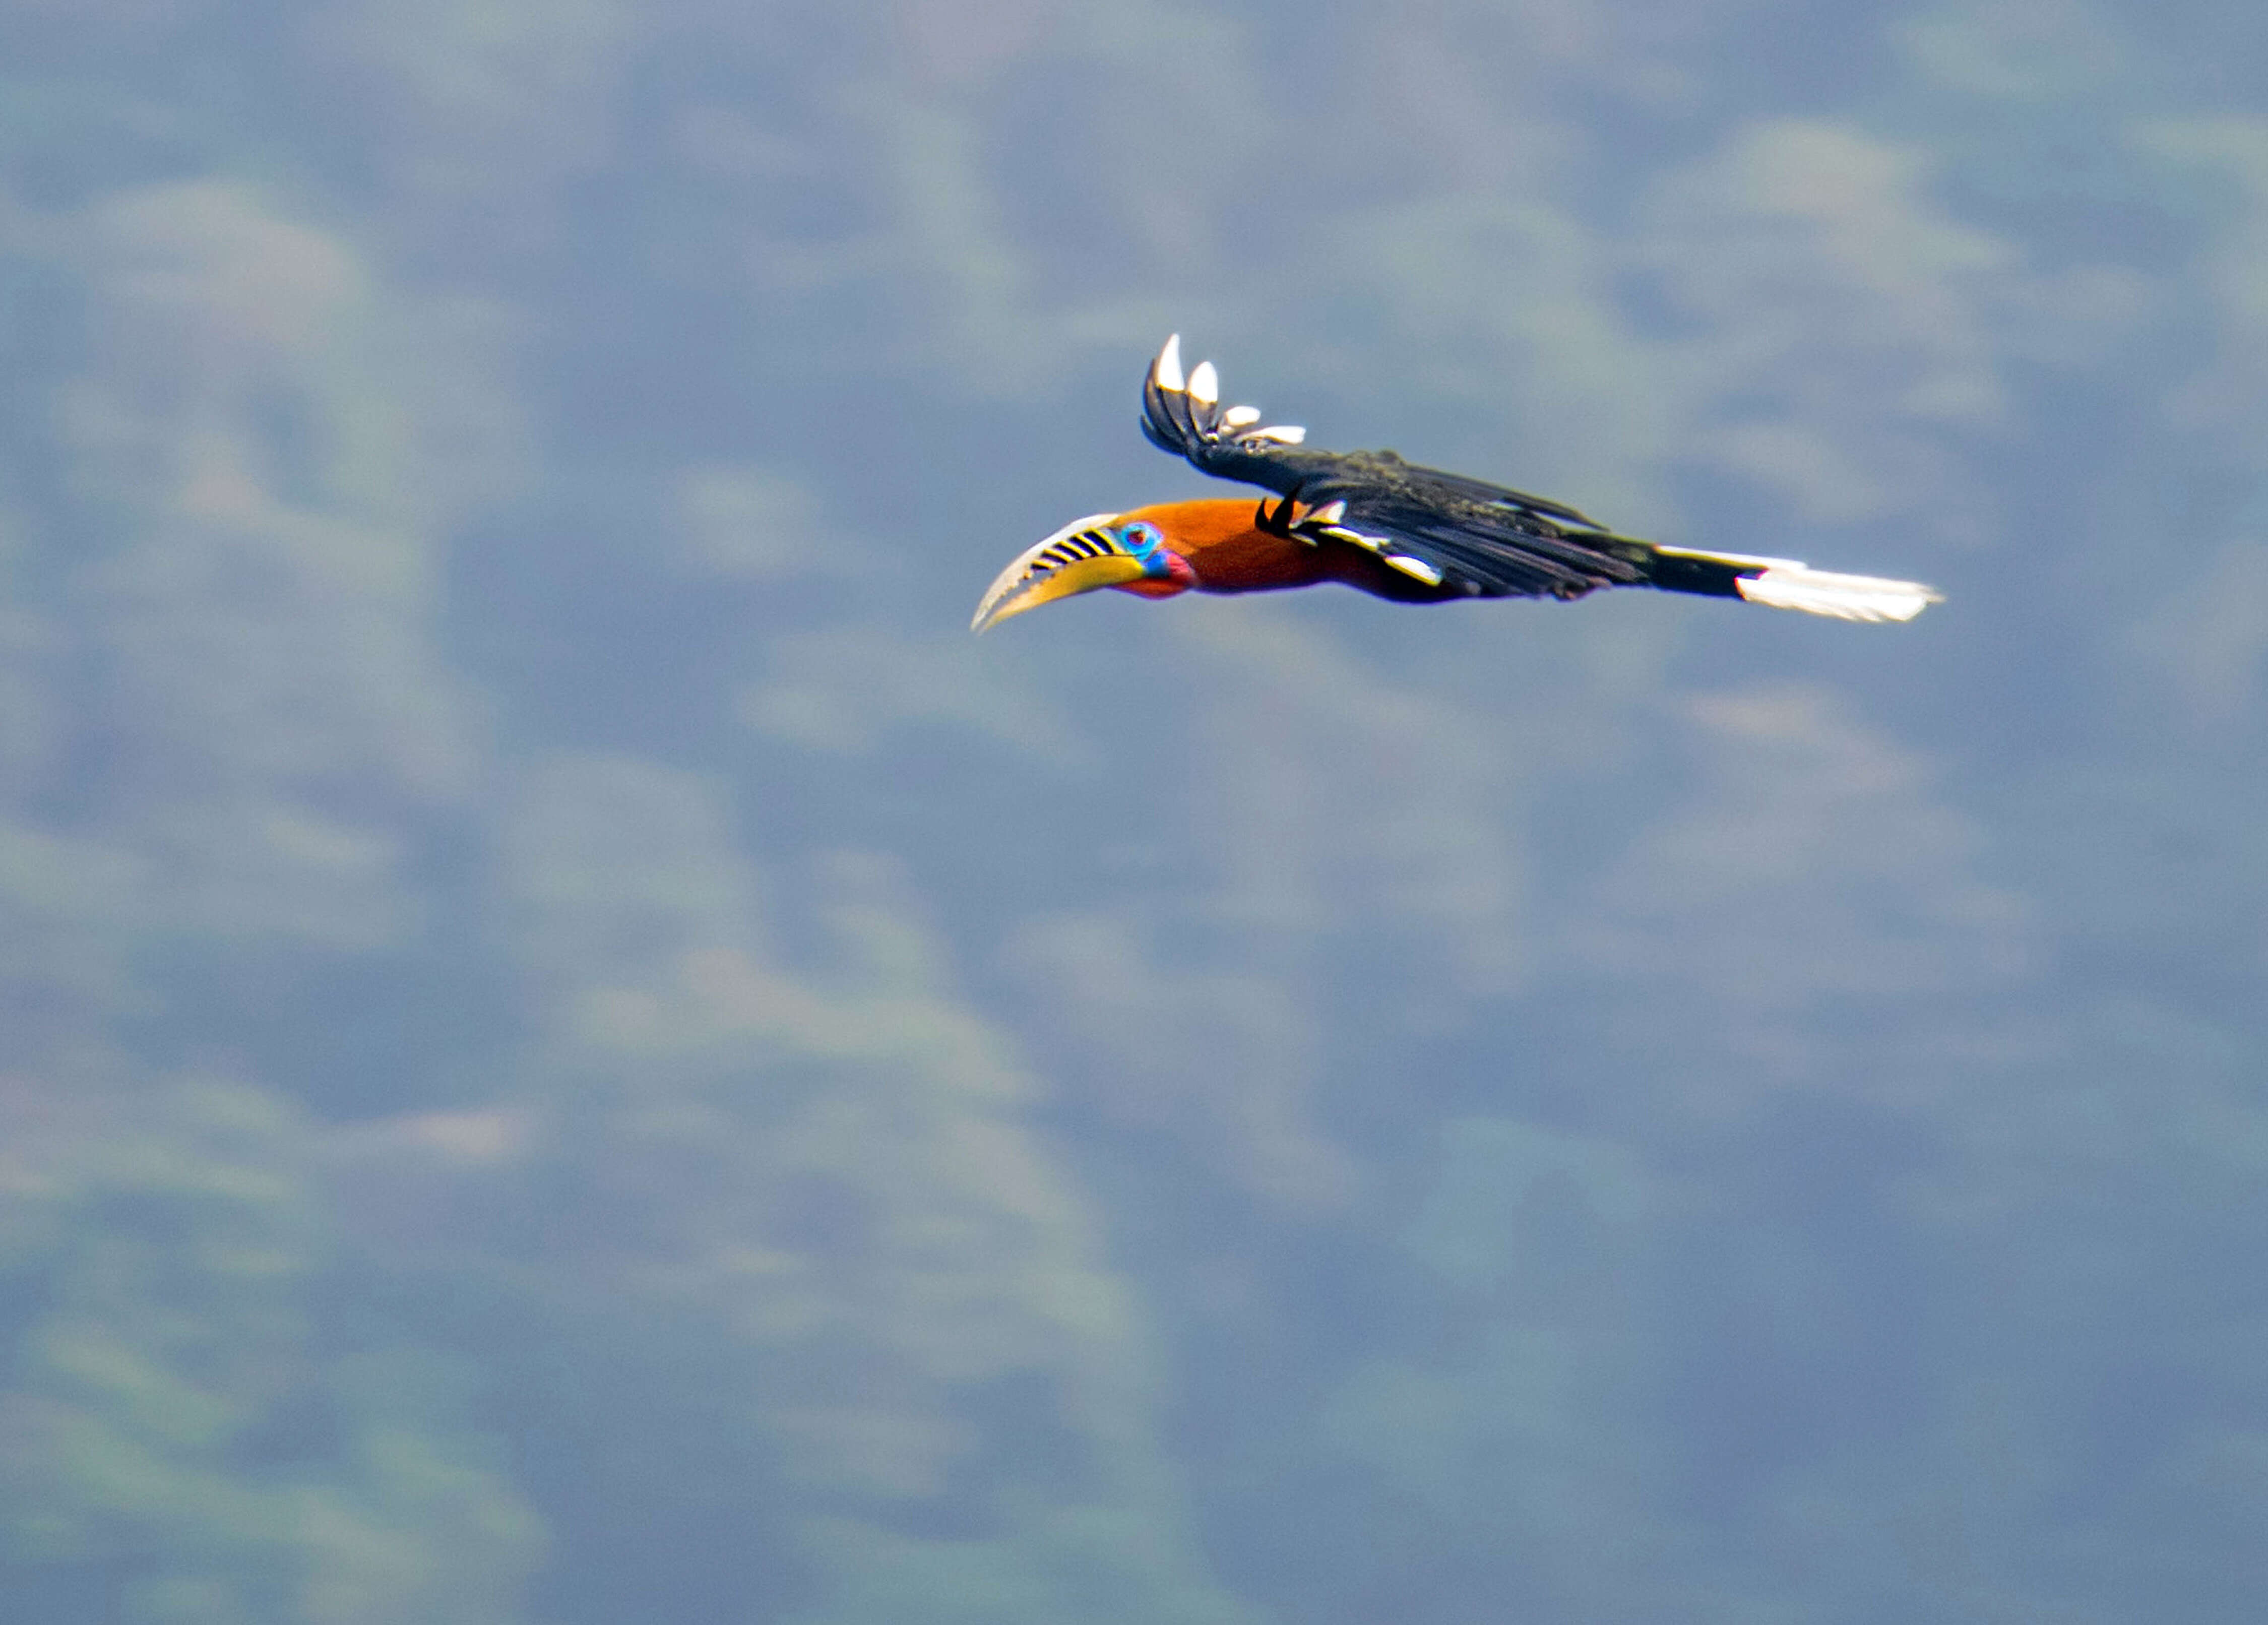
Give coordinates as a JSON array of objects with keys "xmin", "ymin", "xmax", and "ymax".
[{"xmin": 3, "ymin": 1, "xmax": 2265, "ymax": 1620}]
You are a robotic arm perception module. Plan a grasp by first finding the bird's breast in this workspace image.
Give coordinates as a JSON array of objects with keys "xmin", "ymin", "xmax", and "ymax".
[{"xmin": 1185, "ymin": 530, "xmax": 1336, "ymax": 593}]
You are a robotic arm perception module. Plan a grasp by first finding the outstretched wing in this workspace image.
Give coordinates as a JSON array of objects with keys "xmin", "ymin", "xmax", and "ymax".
[{"xmin": 1140, "ymin": 334, "xmax": 1650, "ymax": 600}]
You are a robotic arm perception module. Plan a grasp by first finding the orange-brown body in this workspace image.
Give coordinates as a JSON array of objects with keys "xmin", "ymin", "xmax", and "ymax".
[{"xmin": 1116, "ymin": 498, "xmax": 1451, "ymax": 602}]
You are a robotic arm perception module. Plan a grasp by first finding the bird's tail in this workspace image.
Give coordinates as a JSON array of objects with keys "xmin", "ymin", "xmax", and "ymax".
[{"xmin": 1611, "ymin": 540, "xmax": 1941, "ymax": 623}]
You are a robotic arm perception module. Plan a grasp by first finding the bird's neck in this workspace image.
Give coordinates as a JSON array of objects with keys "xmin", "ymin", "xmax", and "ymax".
[{"xmin": 1118, "ymin": 497, "xmax": 1331, "ymax": 596}]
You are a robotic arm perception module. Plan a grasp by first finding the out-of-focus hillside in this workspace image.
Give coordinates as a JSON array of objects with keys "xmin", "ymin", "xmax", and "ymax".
[{"xmin": 3, "ymin": 2, "xmax": 2266, "ymax": 1621}]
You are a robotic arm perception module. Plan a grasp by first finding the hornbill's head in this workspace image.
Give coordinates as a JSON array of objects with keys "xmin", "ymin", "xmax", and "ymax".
[{"xmin": 970, "ymin": 511, "xmax": 1198, "ymax": 633}]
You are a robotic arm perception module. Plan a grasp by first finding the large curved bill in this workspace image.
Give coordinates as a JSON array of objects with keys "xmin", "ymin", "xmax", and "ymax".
[{"xmin": 971, "ymin": 513, "xmax": 1145, "ymax": 633}]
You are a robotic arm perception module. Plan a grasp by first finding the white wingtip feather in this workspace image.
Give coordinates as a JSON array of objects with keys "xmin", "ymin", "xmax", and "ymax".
[
  {"xmin": 1223, "ymin": 405, "xmax": 1261, "ymax": 427},
  {"xmin": 1735, "ymin": 565, "xmax": 1942, "ymax": 623},
  {"xmin": 1252, "ymin": 424, "xmax": 1305, "ymax": 444},
  {"xmin": 1154, "ymin": 334, "xmax": 1184, "ymax": 393},
  {"xmin": 1385, "ymin": 554, "xmax": 1443, "ymax": 585},
  {"xmin": 1188, "ymin": 360, "xmax": 1219, "ymax": 405}
]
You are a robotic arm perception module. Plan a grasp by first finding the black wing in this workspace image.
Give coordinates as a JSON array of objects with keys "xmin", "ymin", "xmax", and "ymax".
[{"xmin": 1140, "ymin": 335, "xmax": 1652, "ymax": 600}]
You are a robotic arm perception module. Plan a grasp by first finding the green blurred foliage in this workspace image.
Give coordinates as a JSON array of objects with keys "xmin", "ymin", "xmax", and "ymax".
[
  {"xmin": 0, "ymin": 1083, "xmax": 540, "ymax": 1624},
  {"xmin": 3, "ymin": 0, "xmax": 2267, "ymax": 1621}
]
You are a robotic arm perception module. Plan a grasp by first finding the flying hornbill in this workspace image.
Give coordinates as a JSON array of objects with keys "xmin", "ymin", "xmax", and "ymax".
[{"xmin": 972, "ymin": 335, "xmax": 1941, "ymax": 633}]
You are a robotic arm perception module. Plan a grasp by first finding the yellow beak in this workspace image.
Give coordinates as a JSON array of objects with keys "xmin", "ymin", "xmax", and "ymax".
[{"xmin": 971, "ymin": 513, "xmax": 1147, "ymax": 633}]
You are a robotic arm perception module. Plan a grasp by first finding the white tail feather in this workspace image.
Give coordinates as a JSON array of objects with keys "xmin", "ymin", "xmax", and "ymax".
[{"xmin": 1734, "ymin": 564, "xmax": 1941, "ymax": 623}]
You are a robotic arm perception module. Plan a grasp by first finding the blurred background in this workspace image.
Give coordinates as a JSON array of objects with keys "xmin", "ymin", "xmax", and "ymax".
[{"xmin": 2, "ymin": 1, "xmax": 2265, "ymax": 1620}]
